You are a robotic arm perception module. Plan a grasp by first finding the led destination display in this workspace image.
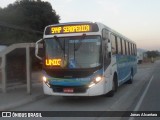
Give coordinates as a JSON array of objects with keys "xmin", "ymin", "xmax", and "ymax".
[{"xmin": 45, "ymin": 23, "xmax": 99, "ymax": 35}]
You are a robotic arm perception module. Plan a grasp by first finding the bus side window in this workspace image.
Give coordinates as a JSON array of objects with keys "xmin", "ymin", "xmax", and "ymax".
[
  {"xmin": 120, "ymin": 38, "xmax": 123, "ymax": 55},
  {"xmin": 126, "ymin": 41, "xmax": 129, "ymax": 55},
  {"xmin": 122, "ymin": 39, "xmax": 126, "ymax": 55},
  {"xmin": 134, "ymin": 44, "xmax": 136, "ymax": 56},
  {"xmin": 132, "ymin": 44, "xmax": 134, "ymax": 55},
  {"xmin": 130, "ymin": 43, "xmax": 132, "ymax": 55},
  {"xmin": 134, "ymin": 44, "xmax": 136, "ymax": 55},
  {"xmin": 128, "ymin": 42, "xmax": 130, "ymax": 55},
  {"xmin": 130, "ymin": 43, "xmax": 133, "ymax": 55},
  {"xmin": 135, "ymin": 44, "xmax": 137, "ymax": 56},
  {"xmin": 111, "ymin": 34, "xmax": 117, "ymax": 55},
  {"xmin": 117, "ymin": 37, "xmax": 122, "ymax": 54}
]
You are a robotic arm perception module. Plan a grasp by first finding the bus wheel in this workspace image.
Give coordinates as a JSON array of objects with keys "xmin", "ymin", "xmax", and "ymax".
[
  {"xmin": 105, "ymin": 75, "xmax": 117, "ymax": 97},
  {"xmin": 127, "ymin": 71, "xmax": 133, "ymax": 84}
]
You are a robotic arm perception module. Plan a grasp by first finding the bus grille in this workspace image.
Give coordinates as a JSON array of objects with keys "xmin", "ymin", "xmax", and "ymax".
[{"xmin": 51, "ymin": 85, "xmax": 88, "ymax": 93}]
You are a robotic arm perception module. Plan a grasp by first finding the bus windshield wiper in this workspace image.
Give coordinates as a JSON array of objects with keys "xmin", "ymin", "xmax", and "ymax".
[
  {"xmin": 54, "ymin": 36, "xmax": 64, "ymax": 51},
  {"xmin": 74, "ymin": 34, "xmax": 86, "ymax": 51}
]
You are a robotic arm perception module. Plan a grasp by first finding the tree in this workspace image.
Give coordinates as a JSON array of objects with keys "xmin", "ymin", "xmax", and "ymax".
[
  {"xmin": 0, "ymin": 0, "xmax": 60, "ymax": 44},
  {"xmin": 146, "ymin": 50, "xmax": 159, "ymax": 58}
]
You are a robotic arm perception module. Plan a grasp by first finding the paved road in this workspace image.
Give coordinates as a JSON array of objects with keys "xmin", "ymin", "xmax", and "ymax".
[
  {"xmin": 138, "ymin": 61, "xmax": 160, "ymax": 111},
  {"xmin": 9, "ymin": 61, "xmax": 160, "ymax": 120},
  {"xmin": 129, "ymin": 60, "xmax": 160, "ymax": 120}
]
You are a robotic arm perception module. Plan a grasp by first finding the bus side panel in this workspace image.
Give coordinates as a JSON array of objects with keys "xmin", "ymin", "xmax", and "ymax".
[{"xmin": 116, "ymin": 55, "xmax": 136, "ymax": 85}]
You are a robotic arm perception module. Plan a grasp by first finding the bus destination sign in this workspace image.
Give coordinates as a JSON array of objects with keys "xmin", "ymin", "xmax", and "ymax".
[
  {"xmin": 45, "ymin": 23, "xmax": 99, "ymax": 35},
  {"xmin": 51, "ymin": 25, "xmax": 90, "ymax": 34}
]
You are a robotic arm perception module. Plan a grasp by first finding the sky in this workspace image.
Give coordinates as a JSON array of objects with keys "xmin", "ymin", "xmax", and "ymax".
[{"xmin": 0, "ymin": 0, "xmax": 160, "ymax": 51}]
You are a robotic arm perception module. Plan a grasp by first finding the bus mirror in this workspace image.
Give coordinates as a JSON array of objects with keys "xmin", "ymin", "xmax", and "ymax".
[
  {"xmin": 102, "ymin": 29, "xmax": 108, "ymax": 40},
  {"xmin": 35, "ymin": 38, "xmax": 44, "ymax": 60}
]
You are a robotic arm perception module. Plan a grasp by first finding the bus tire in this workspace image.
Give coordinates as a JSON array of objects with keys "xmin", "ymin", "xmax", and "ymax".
[
  {"xmin": 106, "ymin": 74, "xmax": 118, "ymax": 97},
  {"xmin": 127, "ymin": 70, "xmax": 133, "ymax": 84}
]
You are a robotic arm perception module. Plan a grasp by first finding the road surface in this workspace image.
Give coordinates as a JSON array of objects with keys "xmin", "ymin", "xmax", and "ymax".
[{"xmin": 10, "ymin": 60, "xmax": 160, "ymax": 120}]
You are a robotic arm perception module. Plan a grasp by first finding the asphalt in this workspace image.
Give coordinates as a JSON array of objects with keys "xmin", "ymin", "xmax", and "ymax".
[
  {"xmin": 0, "ymin": 62, "xmax": 155, "ymax": 111},
  {"xmin": 0, "ymin": 82, "xmax": 46, "ymax": 111}
]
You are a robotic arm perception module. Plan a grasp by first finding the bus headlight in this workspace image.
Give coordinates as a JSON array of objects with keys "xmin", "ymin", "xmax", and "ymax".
[
  {"xmin": 95, "ymin": 76, "xmax": 102, "ymax": 83},
  {"xmin": 89, "ymin": 76, "xmax": 103, "ymax": 88},
  {"xmin": 42, "ymin": 76, "xmax": 50, "ymax": 87},
  {"xmin": 43, "ymin": 76, "xmax": 47, "ymax": 82}
]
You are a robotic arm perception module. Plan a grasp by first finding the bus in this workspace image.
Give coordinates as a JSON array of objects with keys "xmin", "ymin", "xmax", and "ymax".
[{"xmin": 35, "ymin": 21, "xmax": 137, "ymax": 97}]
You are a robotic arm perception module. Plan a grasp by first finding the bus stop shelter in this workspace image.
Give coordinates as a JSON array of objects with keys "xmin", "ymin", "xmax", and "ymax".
[{"xmin": 0, "ymin": 43, "xmax": 36, "ymax": 94}]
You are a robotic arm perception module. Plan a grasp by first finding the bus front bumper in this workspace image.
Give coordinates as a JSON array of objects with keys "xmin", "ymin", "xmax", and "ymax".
[{"xmin": 42, "ymin": 80, "xmax": 106, "ymax": 96}]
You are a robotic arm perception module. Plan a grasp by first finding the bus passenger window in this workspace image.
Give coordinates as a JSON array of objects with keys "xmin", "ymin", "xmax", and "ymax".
[
  {"xmin": 122, "ymin": 39, "xmax": 126, "ymax": 55},
  {"xmin": 130, "ymin": 43, "xmax": 132, "ymax": 55},
  {"xmin": 111, "ymin": 34, "xmax": 117, "ymax": 54},
  {"xmin": 126, "ymin": 41, "xmax": 129, "ymax": 55},
  {"xmin": 117, "ymin": 37, "xmax": 122, "ymax": 54},
  {"xmin": 128, "ymin": 42, "xmax": 130, "ymax": 55},
  {"xmin": 135, "ymin": 44, "xmax": 137, "ymax": 55},
  {"xmin": 131, "ymin": 44, "xmax": 134, "ymax": 55}
]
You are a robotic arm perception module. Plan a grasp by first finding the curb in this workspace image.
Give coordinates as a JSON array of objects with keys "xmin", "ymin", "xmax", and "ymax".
[{"xmin": 0, "ymin": 94, "xmax": 47, "ymax": 111}]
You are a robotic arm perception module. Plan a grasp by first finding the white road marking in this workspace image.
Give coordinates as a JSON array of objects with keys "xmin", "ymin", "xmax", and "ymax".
[{"xmin": 128, "ymin": 75, "xmax": 154, "ymax": 120}]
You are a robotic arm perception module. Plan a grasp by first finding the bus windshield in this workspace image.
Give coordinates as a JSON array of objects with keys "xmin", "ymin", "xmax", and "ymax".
[{"xmin": 44, "ymin": 36, "xmax": 102, "ymax": 69}]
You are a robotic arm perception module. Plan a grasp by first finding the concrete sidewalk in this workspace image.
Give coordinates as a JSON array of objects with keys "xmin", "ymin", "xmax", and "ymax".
[{"xmin": 0, "ymin": 82, "xmax": 46, "ymax": 111}]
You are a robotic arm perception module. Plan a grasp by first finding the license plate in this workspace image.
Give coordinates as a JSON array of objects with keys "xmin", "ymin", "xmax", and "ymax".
[{"xmin": 63, "ymin": 88, "xmax": 74, "ymax": 93}]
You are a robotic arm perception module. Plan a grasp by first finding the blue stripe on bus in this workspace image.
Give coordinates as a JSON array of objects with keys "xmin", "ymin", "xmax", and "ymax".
[{"xmin": 44, "ymin": 69, "xmax": 103, "ymax": 86}]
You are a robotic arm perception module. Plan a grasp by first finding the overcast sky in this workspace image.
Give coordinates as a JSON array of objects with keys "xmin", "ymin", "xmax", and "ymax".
[{"xmin": 0, "ymin": 0, "xmax": 160, "ymax": 51}]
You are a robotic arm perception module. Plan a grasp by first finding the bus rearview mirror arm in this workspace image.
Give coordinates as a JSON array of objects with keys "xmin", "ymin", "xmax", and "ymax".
[
  {"xmin": 107, "ymin": 40, "xmax": 111, "ymax": 52},
  {"xmin": 107, "ymin": 39, "xmax": 111, "ymax": 58}
]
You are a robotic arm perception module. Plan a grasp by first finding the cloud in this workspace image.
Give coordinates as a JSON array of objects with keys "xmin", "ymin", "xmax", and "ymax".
[{"xmin": 0, "ymin": 0, "xmax": 16, "ymax": 8}]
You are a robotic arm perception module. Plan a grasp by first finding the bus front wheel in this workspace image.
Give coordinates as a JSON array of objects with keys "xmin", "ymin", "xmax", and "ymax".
[{"xmin": 105, "ymin": 75, "xmax": 118, "ymax": 97}]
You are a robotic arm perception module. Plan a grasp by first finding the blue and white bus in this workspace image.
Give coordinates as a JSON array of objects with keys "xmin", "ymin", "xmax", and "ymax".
[{"xmin": 35, "ymin": 22, "xmax": 137, "ymax": 97}]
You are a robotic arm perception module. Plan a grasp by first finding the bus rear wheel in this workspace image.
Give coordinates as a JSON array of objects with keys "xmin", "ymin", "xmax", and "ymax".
[{"xmin": 127, "ymin": 70, "xmax": 133, "ymax": 84}]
